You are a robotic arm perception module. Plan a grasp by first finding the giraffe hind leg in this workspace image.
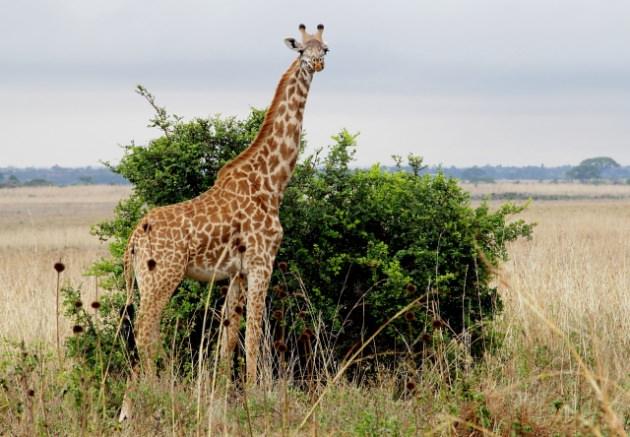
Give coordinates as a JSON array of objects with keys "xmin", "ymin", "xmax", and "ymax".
[
  {"xmin": 135, "ymin": 269, "xmax": 185, "ymax": 375},
  {"xmin": 119, "ymin": 256, "xmax": 186, "ymax": 421},
  {"xmin": 244, "ymin": 262, "xmax": 273, "ymax": 386},
  {"xmin": 220, "ymin": 274, "xmax": 246, "ymax": 379}
]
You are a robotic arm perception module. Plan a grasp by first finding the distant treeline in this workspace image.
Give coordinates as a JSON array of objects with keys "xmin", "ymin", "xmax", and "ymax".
[
  {"xmin": 428, "ymin": 165, "xmax": 574, "ymax": 181},
  {"xmin": 418, "ymin": 164, "xmax": 630, "ymax": 182},
  {"xmin": 0, "ymin": 166, "xmax": 128, "ymax": 187},
  {"xmin": 2, "ymin": 163, "xmax": 630, "ymax": 188}
]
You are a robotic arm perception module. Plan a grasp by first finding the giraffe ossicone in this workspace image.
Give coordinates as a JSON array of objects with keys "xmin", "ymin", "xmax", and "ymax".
[{"xmin": 118, "ymin": 23, "xmax": 329, "ymax": 422}]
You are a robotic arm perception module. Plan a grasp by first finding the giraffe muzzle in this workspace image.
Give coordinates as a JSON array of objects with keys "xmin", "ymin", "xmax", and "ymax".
[{"xmin": 312, "ymin": 60, "xmax": 325, "ymax": 72}]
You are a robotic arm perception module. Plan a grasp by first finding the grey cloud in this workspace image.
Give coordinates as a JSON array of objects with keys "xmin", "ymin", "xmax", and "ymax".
[{"xmin": 1, "ymin": 0, "xmax": 629, "ymax": 166}]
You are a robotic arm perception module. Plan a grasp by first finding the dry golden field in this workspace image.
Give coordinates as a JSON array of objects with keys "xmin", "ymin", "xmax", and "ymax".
[
  {"xmin": 0, "ymin": 185, "xmax": 131, "ymax": 343},
  {"xmin": 0, "ymin": 183, "xmax": 628, "ymax": 434}
]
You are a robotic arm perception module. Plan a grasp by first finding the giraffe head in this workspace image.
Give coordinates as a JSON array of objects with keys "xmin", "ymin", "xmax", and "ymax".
[{"xmin": 284, "ymin": 23, "xmax": 329, "ymax": 73}]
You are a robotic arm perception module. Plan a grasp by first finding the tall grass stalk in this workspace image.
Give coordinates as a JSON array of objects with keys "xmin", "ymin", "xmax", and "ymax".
[
  {"xmin": 298, "ymin": 293, "xmax": 427, "ymax": 430},
  {"xmin": 516, "ymin": 289, "xmax": 626, "ymax": 436},
  {"xmin": 195, "ymin": 245, "xmax": 228, "ymax": 435}
]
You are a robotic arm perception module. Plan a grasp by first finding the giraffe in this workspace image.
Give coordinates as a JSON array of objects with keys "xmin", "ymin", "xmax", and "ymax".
[{"xmin": 118, "ymin": 24, "xmax": 328, "ymax": 420}]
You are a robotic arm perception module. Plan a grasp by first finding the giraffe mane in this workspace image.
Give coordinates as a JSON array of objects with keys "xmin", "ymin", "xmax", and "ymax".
[{"xmin": 216, "ymin": 59, "xmax": 301, "ymax": 181}]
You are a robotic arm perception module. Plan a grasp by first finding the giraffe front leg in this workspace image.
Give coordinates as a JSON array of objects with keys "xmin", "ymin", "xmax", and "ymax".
[
  {"xmin": 220, "ymin": 274, "xmax": 245, "ymax": 376},
  {"xmin": 244, "ymin": 262, "xmax": 273, "ymax": 386}
]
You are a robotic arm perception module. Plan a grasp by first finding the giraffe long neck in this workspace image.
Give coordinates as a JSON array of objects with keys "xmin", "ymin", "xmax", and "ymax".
[{"xmin": 216, "ymin": 59, "xmax": 314, "ymax": 196}]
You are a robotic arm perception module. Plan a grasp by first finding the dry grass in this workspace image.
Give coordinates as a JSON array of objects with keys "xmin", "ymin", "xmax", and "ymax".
[
  {"xmin": 0, "ymin": 184, "xmax": 629, "ymax": 435},
  {"xmin": 493, "ymin": 201, "xmax": 630, "ymax": 434},
  {"xmin": 0, "ymin": 185, "xmax": 130, "ymax": 343},
  {"xmin": 503, "ymin": 201, "xmax": 630, "ymax": 379}
]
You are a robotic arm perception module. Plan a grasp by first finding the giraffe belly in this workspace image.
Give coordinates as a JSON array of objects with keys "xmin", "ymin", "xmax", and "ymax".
[
  {"xmin": 185, "ymin": 256, "xmax": 245, "ymax": 282},
  {"xmin": 185, "ymin": 265, "xmax": 230, "ymax": 282}
]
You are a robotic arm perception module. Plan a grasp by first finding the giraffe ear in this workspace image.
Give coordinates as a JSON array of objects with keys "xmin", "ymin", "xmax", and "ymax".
[{"xmin": 284, "ymin": 38, "xmax": 304, "ymax": 52}]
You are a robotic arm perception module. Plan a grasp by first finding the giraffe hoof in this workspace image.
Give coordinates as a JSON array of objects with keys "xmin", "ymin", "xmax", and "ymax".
[{"xmin": 119, "ymin": 397, "xmax": 132, "ymax": 422}]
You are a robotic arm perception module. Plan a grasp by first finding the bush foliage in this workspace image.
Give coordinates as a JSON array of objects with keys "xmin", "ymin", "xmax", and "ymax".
[{"xmin": 65, "ymin": 101, "xmax": 533, "ymax": 381}]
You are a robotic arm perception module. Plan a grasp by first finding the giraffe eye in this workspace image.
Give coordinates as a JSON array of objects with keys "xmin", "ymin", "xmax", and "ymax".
[{"xmin": 323, "ymin": 48, "xmax": 329, "ymax": 54}]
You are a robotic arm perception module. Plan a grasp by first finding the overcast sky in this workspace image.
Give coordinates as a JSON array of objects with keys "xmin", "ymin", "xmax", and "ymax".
[{"xmin": 1, "ymin": 0, "xmax": 629, "ymax": 167}]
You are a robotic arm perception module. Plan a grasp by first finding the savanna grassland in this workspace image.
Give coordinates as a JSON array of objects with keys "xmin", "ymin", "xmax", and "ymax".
[
  {"xmin": 0, "ymin": 185, "xmax": 131, "ymax": 343},
  {"xmin": 1, "ymin": 183, "xmax": 629, "ymax": 435}
]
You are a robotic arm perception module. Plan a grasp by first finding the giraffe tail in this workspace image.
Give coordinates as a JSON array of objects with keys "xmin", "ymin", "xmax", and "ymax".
[
  {"xmin": 123, "ymin": 230, "xmax": 137, "ymax": 305},
  {"xmin": 121, "ymin": 230, "xmax": 138, "ymax": 363}
]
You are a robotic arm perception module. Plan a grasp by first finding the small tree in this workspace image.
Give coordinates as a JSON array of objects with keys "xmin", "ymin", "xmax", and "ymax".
[{"xmin": 567, "ymin": 157, "xmax": 620, "ymax": 181}]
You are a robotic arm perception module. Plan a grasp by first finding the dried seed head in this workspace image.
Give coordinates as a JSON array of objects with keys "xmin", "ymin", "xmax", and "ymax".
[
  {"xmin": 54, "ymin": 262, "xmax": 65, "ymax": 273},
  {"xmin": 274, "ymin": 340, "xmax": 287, "ymax": 353},
  {"xmin": 27, "ymin": 389, "xmax": 35, "ymax": 397},
  {"xmin": 404, "ymin": 311, "xmax": 416, "ymax": 321},
  {"xmin": 432, "ymin": 319, "xmax": 444, "ymax": 330},
  {"xmin": 302, "ymin": 328, "xmax": 314, "ymax": 338},
  {"xmin": 421, "ymin": 332, "xmax": 432, "ymax": 343},
  {"xmin": 72, "ymin": 325, "xmax": 84, "ymax": 334},
  {"xmin": 90, "ymin": 301, "xmax": 101, "ymax": 310},
  {"xmin": 278, "ymin": 261, "xmax": 288, "ymax": 273},
  {"xmin": 222, "ymin": 319, "xmax": 231, "ymax": 327},
  {"xmin": 234, "ymin": 305, "xmax": 243, "ymax": 315},
  {"xmin": 405, "ymin": 283, "xmax": 416, "ymax": 293},
  {"xmin": 74, "ymin": 300, "xmax": 83, "ymax": 309},
  {"xmin": 273, "ymin": 285, "xmax": 287, "ymax": 299},
  {"xmin": 406, "ymin": 381, "xmax": 416, "ymax": 391},
  {"xmin": 272, "ymin": 310, "xmax": 284, "ymax": 321}
]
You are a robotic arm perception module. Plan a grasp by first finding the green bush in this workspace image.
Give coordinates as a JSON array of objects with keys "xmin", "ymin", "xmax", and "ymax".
[
  {"xmin": 276, "ymin": 130, "xmax": 532, "ymax": 359},
  {"xmin": 64, "ymin": 101, "xmax": 533, "ymax": 380}
]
